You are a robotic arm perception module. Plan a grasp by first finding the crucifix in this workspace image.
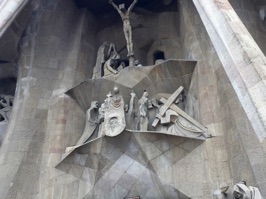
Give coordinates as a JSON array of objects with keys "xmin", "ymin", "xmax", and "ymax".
[{"xmin": 109, "ymin": 0, "xmax": 138, "ymax": 66}]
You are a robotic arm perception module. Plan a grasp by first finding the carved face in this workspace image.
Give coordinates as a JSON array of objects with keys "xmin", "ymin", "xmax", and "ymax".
[
  {"xmin": 119, "ymin": 3, "xmax": 126, "ymax": 12},
  {"xmin": 233, "ymin": 191, "xmax": 243, "ymax": 199},
  {"xmin": 91, "ymin": 101, "xmax": 99, "ymax": 109},
  {"xmin": 109, "ymin": 117, "xmax": 118, "ymax": 131},
  {"xmin": 143, "ymin": 91, "xmax": 148, "ymax": 98}
]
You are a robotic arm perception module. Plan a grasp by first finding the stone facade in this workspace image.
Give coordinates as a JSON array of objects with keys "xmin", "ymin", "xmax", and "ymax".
[{"xmin": 0, "ymin": 0, "xmax": 265, "ymax": 198}]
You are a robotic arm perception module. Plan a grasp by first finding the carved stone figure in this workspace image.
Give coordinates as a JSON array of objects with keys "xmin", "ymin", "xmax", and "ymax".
[
  {"xmin": 103, "ymin": 43, "xmax": 121, "ymax": 76},
  {"xmin": 103, "ymin": 58, "xmax": 119, "ymax": 76},
  {"xmin": 107, "ymin": 42, "xmax": 120, "ymax": 60},
  {"xmin": 0, "ymin": 95, "xmax": 14, "ymax": 122},
  {"xmin": 76, "ymin": 101, "xmax": 100, "ymax": 146},
  {"xmin": 168, "ymin": 115, "xmax": 207, "ymax": 138},
  {"xmin": 117, "ymin": 61, "xmax": 126, "ymax": 72},
  {"xmin": 152, "ymin": 86, "xmax": 184, "ymax": 127},
  {"xmin": 126, "ymin": 91, "xmax": 137, "ymax": 129},
  {"xmin": 233, "ymin": 181, "xmax": 263, "ymax": 199},
  {"xmin": 104, "ymin": 87, "xmax": 126, "ymax": 137},
  {"xmin": 109, "ymin": 0, "xmax": 138, "ymax": 57},
  {"xmin": 152, "ymin": 87, "xmax": 209, "ymax": 139},
  {"xmin": 138, "ymin": 90, "xmax": 149, "ymax": 131},
  {"xmin": 92, "ymin": 42, "xmax": 109, "ymax": 79},
  {"xmin": 213, "ymin": 184, "xmax": 229, "ymax": 199},
  {"xmin": 134, "ymin": 59, "xmax": 142, "ymax": 67}
]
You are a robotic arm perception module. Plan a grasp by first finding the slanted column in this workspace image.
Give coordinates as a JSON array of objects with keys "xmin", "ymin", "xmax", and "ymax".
[
  {"xmin": 0, "ymin": 0, "xmax": 29, "ymax": 37},
  {"xmin": 193, "ymin": 0, "xmax": 266, "ymax": 142}
]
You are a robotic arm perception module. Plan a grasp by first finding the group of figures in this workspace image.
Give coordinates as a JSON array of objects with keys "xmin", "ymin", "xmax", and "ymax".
[
  {"xmin": 75, "ymin": 86, "xmax": 126, "ymax": 146},
  {"xmin": 214, "ymin": 181, "xmax": 263, "ymax": 199},
  {"xmin": 68, "ymin": 86, "xmax": 209, "ymax": 151},
  {"xmin": 0, "ymin": 95, "xmax": 13, "ymax": 123},
  {"xmin": 92, "ymin": 42, "xmax": 142, "ymax": 79},
  {"xmin": 92, "ymin": 0, "xmax": 140, "ymax": 79},
  {"xmin": 233, "ymin": 182, "xmax": 263, "ymax": 199}
]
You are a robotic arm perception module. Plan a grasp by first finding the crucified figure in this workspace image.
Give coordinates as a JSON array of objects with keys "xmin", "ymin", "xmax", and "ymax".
[{"xmin": 109, "ymin": 0, "xmax": 138, "ymax": 57}]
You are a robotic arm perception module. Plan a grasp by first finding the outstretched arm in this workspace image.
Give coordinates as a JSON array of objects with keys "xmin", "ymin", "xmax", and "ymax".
[
  {"xmin": 107, "ymin": 64, "xmax": 118, "ymax": 74},
  {"xmin": 109, "ymin": 0, "xmax": 122, "ymax": 15},
  {"xmin": 128, "ymin": 0, "xmax": 138, "ymax": 12}
]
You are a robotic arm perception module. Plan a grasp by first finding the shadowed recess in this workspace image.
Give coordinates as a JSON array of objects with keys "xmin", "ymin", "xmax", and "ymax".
[{"xmin": 74, "ymin": 0, "xmax": 178, "ymax": 16}]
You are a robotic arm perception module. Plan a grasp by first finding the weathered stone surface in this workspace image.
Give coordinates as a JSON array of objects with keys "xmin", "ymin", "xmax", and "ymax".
[{"xmin": 0, "ymin": 0, "xmax": 265, "ymax": 198}]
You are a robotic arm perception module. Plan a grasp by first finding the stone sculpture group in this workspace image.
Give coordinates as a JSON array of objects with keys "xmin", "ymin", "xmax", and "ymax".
[
  {"xmin": 92, "ymin": 0, "xmax": 139, "ymax": 79},
  {"xmin": 92, "ymin": 42, "xmax": 120, "ymax": 79},
  {"xmin": 213, "ymin": 181, "xmax": 263, "ymax": 199},
  {"xmin": 57, "ymin": 1, "xmax": 264, "ymax": 197},
  {"xmin": 233, "ymin": 181, "xmax": 263, "ymax": 199},
  {"xmin": 62, "ymin": 85, "xmax": 209, "ymax": 158}
]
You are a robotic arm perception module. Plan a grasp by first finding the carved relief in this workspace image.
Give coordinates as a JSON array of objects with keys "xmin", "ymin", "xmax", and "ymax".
[
  {"xmin": 104, "ymin": 87, "xmax": 126, "ymax": 137},
  {"xmin": 61, "ymin": 84, "xmax": 209, "ymax": 161},
  {"xmin": 233, "ymin": 181, "xmax": 263, "ymax": 199}
]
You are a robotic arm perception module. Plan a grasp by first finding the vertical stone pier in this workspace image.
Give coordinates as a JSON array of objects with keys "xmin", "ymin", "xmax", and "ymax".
[
  {"xmin": 193, "ymin": 0, "xmax": 266, "ymax": 141},
  {"xmin": 193, "ymin": 0, "xmax": 266, "ymax": 194}
]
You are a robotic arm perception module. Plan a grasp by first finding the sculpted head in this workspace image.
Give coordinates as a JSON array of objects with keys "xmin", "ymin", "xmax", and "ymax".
[
  {"xmin": 119, "ymin": 4, "xmax": 126, "ymax": 12},
  {"xmin": 233, "ymin": 181, "xmax": 247, "ymax": 199},
  {"xmin": 143, "ymin": 90, "xmax": 148, "ymax": 98},
  {"xmin": 130, "ymin": 91, "xmax": 136, "ymax": 97},
  {"xmin": 113, "ymin": 86, "xmax": 119, "ymax": 95},
  {"xmin": 91, "ymin": 101, "xmax": 99, "ymax": 109}
]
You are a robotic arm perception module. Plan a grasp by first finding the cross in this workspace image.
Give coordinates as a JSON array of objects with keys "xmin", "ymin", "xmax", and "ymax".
[
  {"xmin": 160, "ymin": 98, "xmax": 208, "ymax": 134},
  {"xmin": 152, "ymin": 86, "xmax": 184, "ymax": 127}
]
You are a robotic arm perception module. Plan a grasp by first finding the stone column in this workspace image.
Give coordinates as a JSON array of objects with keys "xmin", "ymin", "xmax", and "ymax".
[
  {"xmin": 0, "ymin": 0, "xmax": 29, "ymax": 37},
  {"xmin": 193, "ymin": 0, "xmax": 266, "ymax": 142}
]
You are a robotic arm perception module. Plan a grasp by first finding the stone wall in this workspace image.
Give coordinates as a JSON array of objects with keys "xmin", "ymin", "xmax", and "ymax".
[
  {"xmin": 180, "ymin": 0, "xmax": 266, "ymax": 196},
  {"xmin": 229, "ymin": 0, "xmax": 266, "ymax": 55},
  {"xmin": 0, "ymin": 0, "xmax": 265, "ymax": 198},
  {"xmin": 0, "ymin": 0, "xmax": 97, "ymax": 198},
  {"xmin": 180, "ymin": 1, "xmax": 232, "ymax": 197}
]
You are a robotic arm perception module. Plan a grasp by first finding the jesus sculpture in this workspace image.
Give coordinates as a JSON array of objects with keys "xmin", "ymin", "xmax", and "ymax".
[{"xmin": 109, "ymin": 0, "xmax": 138, "ymax": 58}]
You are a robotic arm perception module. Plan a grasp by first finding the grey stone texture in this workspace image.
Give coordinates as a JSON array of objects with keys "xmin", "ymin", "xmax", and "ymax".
[
  {"xmin": 0, "ymin": 0, "xmax": 265, "ymax": 198},
  {"xmin": 181, "ymin": 0, "xmax": 266, "ymax": 197}
]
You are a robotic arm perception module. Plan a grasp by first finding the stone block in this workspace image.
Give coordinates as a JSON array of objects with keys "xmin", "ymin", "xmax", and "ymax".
[
  {"xmin": 104, "ymin": 165, "xmax": 124, "ymax": 184},
  {"xmin": 247, "ymin": 148, "xmax": 264, "ymax": 165},
  {"xmin": 78, "ymin": 181, "xmax": 93, "ymax": 199},
  {"xmin": 118, "ymin": 172, "xmax": 138, "ymax": 190},
  {"xmin": 126, "ymin": 160, "xmax": 147, "ymax": 179},
  {"xmin": 109, "ymin": 184, "xmax": 129, "ymax": 199},
  {"xmin": 127, "ymin": 180, "xmax": 149, "ymax": 198},
  {"xmin": 115, "ymin": 154, "xmax": 135, "ymax": 171},
  {"xmin": 95, "ymin": 175, "xmax": 117, "ymax": 193},
  {"xmin": 37, "ymin": 99, "xmax": 50, "ymax": 110},
  {"xmin": 150, "ymin": 154, "xmax": 173, "ymax": 171},
  {"xmin": 81, "ymin": 167, "xmax": 96, "ymax": 183}
]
